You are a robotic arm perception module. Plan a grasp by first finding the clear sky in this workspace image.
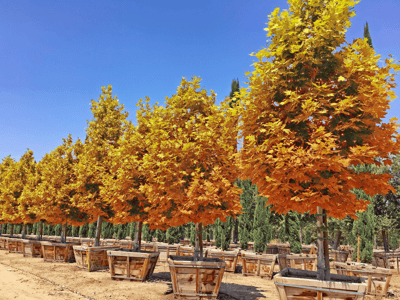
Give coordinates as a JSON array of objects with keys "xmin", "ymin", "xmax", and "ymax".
[{"xmin": 1, "ymin": 0, "xmax": 399, "ymax": 162}]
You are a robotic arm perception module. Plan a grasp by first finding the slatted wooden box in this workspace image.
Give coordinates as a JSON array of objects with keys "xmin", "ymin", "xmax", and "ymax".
[
  {"xmin": 266, "ymin": 244, "xmax": 279, "ymax": 254},
  {"xmin": 302, "ymin": 245, "xmax": 317, "ymax": 254},
  {"xmin": 373, "ymin": 251, "xmax": 400, "ymax": 273},
  {"xmin": 22, "ymin": 239, "xmax": 43, "ymax": 258},
  {"xmin": 107, "ymin": 249, "xmax": 159, "ymax": 281},
  {"xmin": 329, "ymin": 250, "xmax": 349, "ymax": 263},
  {"xmin": 206, "ymin": 250, "xmax": 238, "ymax": 272},
  {"xmin": 286, "ymin": 254, "xmax": 317, "ymax": 271},
  {"xmin": 277, "ymin": 244, "xmax": 291, "ymax": 254},
  {"xmin": 241, "ymin": 253, "xmax": 277, "ymax": 279},
  {"xmin": 274, "ymin": 268, "xmax": 367, "ymax": 300},
  {"xmin": 73, "ymin": 245, "xmax": 119, "ymax": 272},
  {"xmin": 177, "ymin": 246, "xmax": 195, "ymax": 257},
  {"xmin": 156, "ymin": 244, "xmax": 180, "ymax": 263},
  {"xmin": 0, "ymin": 236, "xmax": 8, "ymax": 250},
  {"xmin": 333, "ymin": 261, "xmax": 392, "ymax": 297},
  {"xmin": 168, "ymin": 255, "xmax": 226, "ymax": 300},
  {"xmin": 41, "ymin": 241, "xmax": 78, "ymax": 263},
  {"xmin": 7, "ymin": 238, "xmax": 24, "ymax": 254}
]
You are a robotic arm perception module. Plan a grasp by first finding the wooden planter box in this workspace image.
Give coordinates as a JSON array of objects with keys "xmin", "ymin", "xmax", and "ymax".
[
  {"xmin": 156, "ymin": 244, "xmax": 180, "ymax": 263},
  {"xmin": 373, "ymin": 251, "xmax": 400, "ymax": 273},
  {"xmin": 329, "ymin": 250, "xmax": 349, "ymax": 263},
  {"xmin": 274, "ymin": 268, "xmax": 367, "ymax": 300},
  {"xmin": 0, "ymin": 236, "xmax": 8, "ymax": 250},
  {"xmin": 140, "ymin": 243, "xmax": 157, "ymax": 252},
  {"xmin": 73, "ymin": 245, "xmax": 119, "ymax": 272},
  {"xmin": 177, "ymin": 246, "xmax": 195, "ymax": 257},
  {"xmin": 266, "ymin": 244, "xmax": 279, "ymax": 254},
  {"xmin": 168, "ymin": 255, "xmax": 226, "ymax": 299},
  {"xmin": 179, "ymin": 239, "xmax": 191, "ymax": 246},
  {"xmin": 241, "ymin": 253, "xmax": 277, "ymax": 279},
  {"xmin": 41, "ymin": 241, "xmax": 78, "ymax": 263},
  {"xmin": 7, "ymin": 238, "xmax": 24, "ymax": 254},
  {"xmin": 287, "ymin": 254, "xmax": 317, "ymax": 271},
  {"xmin": 22, "ymin": 239, "xmax": 43, "ymax": 258},
  {"xmin": 247, "ymin": 242, "xmax": 254, "ymax": 251},
  {"xmin": 302, "ymin": 245, "xmax": 317, "ymax": 255},
  {"xmin": 206, "ymin": 250, "xmax": 238, "ymax": 272},
  {"xmin": 277, "ymin": 244, "xmax": 291, "ymax": 254},
  {"xmin": 80, "ymin": 238, "xmax": 95, "ymax": 247},
  {"xmin": 107, "ymin": 249, "xmax": 159, "ymax": 281},
  {"xmin": 333, "ymin": 261, "xmax": 392, "ymax": 297}
]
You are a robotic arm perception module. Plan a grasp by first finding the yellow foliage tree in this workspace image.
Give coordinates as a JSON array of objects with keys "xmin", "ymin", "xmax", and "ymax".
[
  {"xmin": 73, "ymin": 85, "xmax": 130, "ymax": 246},
  {"xmin": 238, "ymin": 0, "xmax": 400, "ymax": 279}
]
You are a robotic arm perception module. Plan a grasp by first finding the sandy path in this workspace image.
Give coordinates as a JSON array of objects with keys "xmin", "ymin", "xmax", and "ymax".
[{"xmin": 2, "ymin": 249, "xmax": 400, "ymax": 299}]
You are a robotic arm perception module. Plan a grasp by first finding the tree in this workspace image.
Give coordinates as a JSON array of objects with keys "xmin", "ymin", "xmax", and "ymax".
[
  {"xmin": 136, "ymin": 77, "xmax": 242, "ymax": 260},
  {"xmin": 237, "ymin": 179, "xmax": 256, "ymax": 249},
  {"xmin": 73, "ymin": 85, "xmax": 130, "ymax": 246},
  {"xmin": 352, "ymin": 200, "xmax": 375, "ymax": 263},
  {"xmin": 166, "ymin": 226, "xmax": 181, "ymax": 244},
  {"xmin": 220, "ymin": 217, "xmax": 234, "ymax": 251},
  {"xmin": 253, "ymin": 195, "xmax": 272, "ymax": 253},
  {"xmin": 238, "ymin": 0, "xmax": 400, "ymax": 280},
  {"xmin": 363, "ymin": 22, "xmax": 373, "ymax": 49},
  {"xmin": 285, "ymin": 211, "xmax": 302, "ymax": 253}
]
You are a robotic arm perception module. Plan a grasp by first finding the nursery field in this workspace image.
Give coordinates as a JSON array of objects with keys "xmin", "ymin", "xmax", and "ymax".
[{"xmin": 2, "ymin": 250, "xmax": 400, "ymax": 300}]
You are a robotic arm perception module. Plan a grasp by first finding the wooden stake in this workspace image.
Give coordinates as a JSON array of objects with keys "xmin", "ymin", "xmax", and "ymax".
[
  {"xmin": 357, "ymin": 236, "xmax": 361, "ymax": 262},
  {"xmin": 95, "ymin": 216, "xmax": 103, "ymax": 247}
]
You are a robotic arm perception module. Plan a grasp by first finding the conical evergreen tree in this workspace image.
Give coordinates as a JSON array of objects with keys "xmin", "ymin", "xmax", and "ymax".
[
  {"xmin": 71, "ymin": 226, "xmax": 80, "ymax": 237},
  {"xmin": 237, "ymin": 179, "xmax": 256, "ymax": 249},
  {"xmin": 220, "ymin": 217, "xmax": 234, "ymax": 250},
  {"xmin": 155, "ymin": 228, "xmax": 166, "ymax": 243},
  {"xmin": 214, "ymin": 219, "xmax": 222, "ymax": 248},
  {"xmin": 285, "ymin": 211, "xmax": 302, "ymax": 253},
  {"xmin": 166, "ymin": 226, "xmax": 181, "ymax": 244},
  {"xmin": 142, "ymin": 224, "xmax": 153, "ymax": 242},
  {"xmin": 54, "ymin": 224, "xmax": 62, "ymax": 236},
  {"xmin": 253, "ymin": 195, "xmax": 271, "ymax": 253},
  {"xmin": 78, "ymin": 223, "xmax": 89, "ymax": 237},
  {"xmin": 363, "ymin": 22, "xmax": 373, "ymax": 49},
  {"xmin": 88, "ymin": 221, "xmax": 97, "ymax": 238},
  {"xmin": 100, "ymin": 221, "xmax": 113, "ymax": 239}
]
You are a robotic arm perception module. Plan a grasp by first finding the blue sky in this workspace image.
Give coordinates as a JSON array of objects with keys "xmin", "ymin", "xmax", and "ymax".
[{"xmin": 1, "ymin": 0, "xmax": 399, "ymax": 162}]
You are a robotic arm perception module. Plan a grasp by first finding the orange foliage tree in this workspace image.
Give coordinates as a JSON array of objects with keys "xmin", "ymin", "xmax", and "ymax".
[
  {"xmin": 28, "ymin": 136, "xmax": 89, "ymax": 243},
  {"xmin": 136, "ymin": 77, "xmax": 242, "ymax": 259},
  {"xmin": 237, "ymin": 0, "xmax": 400, "ymax": 279}
]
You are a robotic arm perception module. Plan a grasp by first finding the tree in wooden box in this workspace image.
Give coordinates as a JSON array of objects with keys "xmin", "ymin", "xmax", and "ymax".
[
  {"xmin": 131, "ymin": 78, "xmax": 242, "ymax": 298},
  {"xmin": 237, "ymin": 0, "xmax": 400, "ymax": 298},
  {"xmin": 30, "ymin": 136, "xmax": 90, "ymax": 262}
]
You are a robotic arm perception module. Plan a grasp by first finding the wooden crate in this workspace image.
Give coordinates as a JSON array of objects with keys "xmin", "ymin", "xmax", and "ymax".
[
  {"xmin": 241, "ymin": 253, "xmax": 277, "ymax": 279},
  {"xmin": 247, "ymin": 242, "xmax": 254, "ymax": 251},
  {"xmin": 286, "ymin": 254, "xmax": 317, "ymax": 271},
  {"xmin": 206, "ymin": 250, "xmax": 238, "ymax": 272},
  {"xmin": 7, "ymin": 238, "xmax": 24, "ymax": 254},
  {"xmin": 277, "ymin": 244, "xmax": 291, "ymax": 254},
  {"xmin": 107, "ymin": 249, "xmax": 159, "ymax": 281},
  {"xmin": 156, "ymin": 244, "xmax": 180, "ymax": 263},
  {"xmin": 73, "ymin": 245, "xmax": 119, "ymax": 272},
  {"xmin": 80, "ymin": 238, "xmax": 95, "ymax": 247},
  {"xmin": 177, "ymin": 246, "xmax": 195, "ymax": 257},
  {"xmin": 22, "ymin": 239, "xmax": 43, "ymax": 258},
  {"xmin": 274, "ymin": 268, "xmax": 367, "ymax": 300},
  {"xmin": 329, "ymin": 250, "xmax": 349, "ymax": 263},
  {"xmin": 373, "ymin": 251, "xmax": 400, "ymax": 273},
  {"xmin": 302, "ymin": 245, "xmax": 317, "ymax": 255},
  {"xmin": 333, "ymin": 261, "xmax": 392, "ymax": 297},
  {"xmin": 0, "ymin": 236, "xmax": 8, "ymax": 250},
  {"xmin": 168, "ymin": 255, "xmax": 226, "ymax": 299},
  {"xmin": 179, "ymin": 239, "xmax": 191, "ymax": 246},
  {"xmin": 266, "ymin": 244, "xmax": 279, "ymax": 254},
  {"xmin": 41, "ymin": 241, "xmax": 77, "ymax": 263}
]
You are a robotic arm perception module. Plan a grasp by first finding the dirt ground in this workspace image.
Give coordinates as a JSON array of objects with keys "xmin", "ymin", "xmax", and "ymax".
[{"xmin": 2, "ymin": 250, "xmax": 400, "ymax": 300}]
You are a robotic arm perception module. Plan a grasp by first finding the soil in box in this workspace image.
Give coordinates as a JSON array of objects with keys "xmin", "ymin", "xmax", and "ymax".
[
  {"xmin": 274, "ymin": 268, "xmax": 367, "ymax": 300},
  {"xmin": 107, "ymin": 248, "xmax": 159, "ymax": 281},
  {"xmin": 168, "ymin": 255, "xmax": 226, "ymax": 300},
  {"xmin": 73, "ymin": 245, "xmax": 119, "ymax": 272}
]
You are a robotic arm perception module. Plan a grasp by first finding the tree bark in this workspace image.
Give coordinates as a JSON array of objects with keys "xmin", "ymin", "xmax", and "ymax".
[
  {"xmin": 373, "ymin": 234, "xmax": 377, "ymax": 249},
  {"xmin": 0, "ymin": 224, "xmax": 2, "ymax": 236},
  {"xmin": 206, "ymin": 226, "xmax": 210, "ymax": 242},
  {"xmin": 316, "ymin": 207, "xmax": 330, "ymax": 280},
  {"xmin": 94, "ymin": 216, "xmax": 103, "ymax": 247},
  {"xmin": 22, "ymin": 224, "xmax": 27, "ymax": 239},
  {"xmin": 194, "ymin": 223, "xmax": 203, "ymax": 262},
  {"xmin": 10, "ymin": 224, "xmax": 14, "ymax": 237},
  {"xmin": 322, "ymin": 209, "xmax": 330, "ymax": 280},
  {"xmin": 61, "ymin": 222, "xmax": 68, "ymax": 243},
  {"xmin": 233, "ymin": 218, "xmax": 239, "ymax": 244},
  {"xmin": 37, "ymin": 222, "xmax": 43, "ymax": 241},
  {"xmin": 133, "ymin": 221, "xmax": 142, "ymax": 251},
  {"xmin": 357, "ymin": 236, "xmax": 361, "ymax": 262},
  {"xmin": 333, "ymin": 228, "xmax": 341, "ymax": 250}
]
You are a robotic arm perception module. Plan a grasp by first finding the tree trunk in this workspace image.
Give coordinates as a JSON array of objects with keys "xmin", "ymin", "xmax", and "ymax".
[
  {"xmin": 333, "ymin": 228, "xmax": 341, "ymax": 250},
  {"xmin": 61, "ymin": 222, "xmax": 68, "ymax": 243},
  {"xmin": 357, "ymin": 236, "xmax": 361, "ymax": 262},
  {"xmin": 322, "ymin": 209, "xmax": 330, "ymax": 280},
  {"xmin": 206, "ymin": 226, "xmax": 211, "ymax": 242},
  {"xmin": 22, "ymin": 224, "xmax": 27, "ymax": 239},
  {"xmin": 382, "ymin": 230, "xmax": 389, "ymax": 252},
  {"xmin": 0, "ymin": 224, "xmax": 2, "ymax": 236},
  {"xmin": 316, "ymin": 207, "xmax": 330, "ymax": 280},
  {"xmin": 299, "ymin": 227, "xmax": 303, "ymax": 245},
  {"xmin": 374, "ymin": 234, "xmax": 377, "ymax": 249},
  {"xmin": 10, "ymin": 224, "xmax": 14, "ymax": 237},
  {"xmin": 233, "ymin": 218, "xmax": 239, "ymax": 244},
  {"xmin": 133, "ymin": 221, "xmax": 142, "ymax": 251},
  {"xmin": 194, "ymin": 223, "xmax": 203, "ymax": 262},
  {"xmin": 37, "ymin": 222, "xmax": 43, "ymax": 241},
  {"xmin": 94, "ymin": 216, "xmax": 103, "ymax": 247}
]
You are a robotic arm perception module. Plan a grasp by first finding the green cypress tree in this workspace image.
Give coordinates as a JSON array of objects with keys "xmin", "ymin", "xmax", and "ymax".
[
  {"xmin": 237, "ymin": 179, "xmax": 256, "ymax": 249},
  {"xmin": 71, "ymin": 226, "xmax": 80, "ymax": 237},
  {"xmin": 166, "ymin": 226, "xmax": 181, "ymax": 244},
  {"xmin": 155, "ymin": 229, "xmax": 166, "ymax": 243},
  {"xmin": 214, "ymin": 219, "xmax": 222, "ymax": 248},
  {"xmin": 352, "ymin": 192, "xmax": 375, "ymax": 263},
  {"xmin": 190, "ymin": 223, "xmax": 196, "ymax": 246},
  {"xmin": 54, "ymin": 224, "xmax": 62, "ymax": 236},
  {"xmin": 47, "ymin": 224, "xmax": 55, "ymax": 235},
  {"xmin": 79, "ymin": 223, "xmax": 89, "ymax": 238},
  {"xmin": 128, "ymin": 222, "xmax": 137, "ymax": 240},
  {"xmin": 285, "ymin": 211, "xmax": 302, "ymax": 253},
  {"xmin": 142, "ymin": 224, "xmax": 153, "ymax": 242},
  {"xmin": 220, "ymin": 217, "xmax": 234, "ymax": 251},
  {"xmin": 363, "ymin": 22, "xmax": 373, "ymax": 49},
  {"xmin": 389, "ymin": 230, "xmax": 399, "ymax": 250},
  {"xmin": 100, "ymin": 221, "xmax": 113, "ymax": 239},
  {"xmin": 253, "ymin": 195, "xmax": 271, "ymax": 253},
  {"xmin": 88, "ymin": 221, "xmax": 97, "ymax": 238}
]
